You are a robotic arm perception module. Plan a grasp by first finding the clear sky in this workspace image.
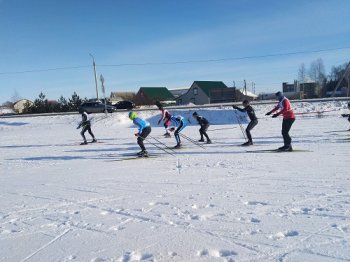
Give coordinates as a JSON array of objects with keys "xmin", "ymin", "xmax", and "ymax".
[{"xmin": 1, "ymin": 0, "xmax": 350, "ymax": 104}]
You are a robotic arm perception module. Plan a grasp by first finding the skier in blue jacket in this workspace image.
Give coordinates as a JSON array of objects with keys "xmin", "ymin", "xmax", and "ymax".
[
  {"xmin": 166, "ymin": 114, "xmax": 188, "ymax": 148},
  {"xmin": 129, "ymin": 111, "xmax": 151, "ymax": 156}
]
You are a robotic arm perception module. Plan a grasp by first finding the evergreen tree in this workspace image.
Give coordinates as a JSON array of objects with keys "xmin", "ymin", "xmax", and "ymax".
[
  {"xmin": 58, "ymin": 96, "xmax": 69, "ymax": 112},
  {"xmin": 68, "ymin": 92, "xmax": 83, "ymax": 111}
]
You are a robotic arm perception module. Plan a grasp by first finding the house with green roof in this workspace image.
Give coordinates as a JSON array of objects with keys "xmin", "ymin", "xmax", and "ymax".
[
  {"xmin": 176, "ymin": 81, "xmax": 236, "ymax": 105},
  {"xmin": 134, "ymin": 87, "xmax": 176, "ymax": 106}
]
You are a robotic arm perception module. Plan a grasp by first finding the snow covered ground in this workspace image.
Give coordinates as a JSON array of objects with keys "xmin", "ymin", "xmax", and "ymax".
[{"xmin": 1, "ymin": 101, "xmax": 349, "ymax": 262}]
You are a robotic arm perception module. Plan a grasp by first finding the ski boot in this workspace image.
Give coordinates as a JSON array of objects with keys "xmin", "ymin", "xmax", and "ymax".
[
  {"xmin": 198, "ymin": 139, "xmax": 205, "ymax": 142},
  {"xmin": 80, "ymin": 141, "xmax": 88, "ymax": 145},
  {"xmin": 91, "ymin": 138, "xmax": 97, "ymax": 143},
  {"xmin": 206, "ymin": 140, "xmax": 212, "ymax": 144},
  {"xmin": 277, "ymin": 145, "xmax": 293, "ymax": 152},
  {"xmin": 164, "ymin": 132, "xmax": 171, "ymax": 138},
  {"xmin": 241, "ymin": 141, "xmax": 253, "ymax": 146},
  {"xmin": 173, "ymin": 143, "xmax": 182, "ymax": 149},
  {"xmin": 137, "ymin": 150, "xmax": 148, "ymax": 157},
  {"xmin": 137, "ymin": 150, "xmax": 149, "ymax": 157}
]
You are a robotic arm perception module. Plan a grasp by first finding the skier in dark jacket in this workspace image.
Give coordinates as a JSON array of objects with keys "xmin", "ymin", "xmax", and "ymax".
[
  {"xmin": 233, "ymin": 100, "xmax": 258, "ymax": 146},
  {"xmin": 192, "ymin": 112, "xmax": 211, "ymax": 144},
  {"xmin": 341, "ymin": 102, "xmax": 350, "ymax": 130},
  {"xmin": 77, "ymin": 111, "xmax": 96, "ymax": 145}
]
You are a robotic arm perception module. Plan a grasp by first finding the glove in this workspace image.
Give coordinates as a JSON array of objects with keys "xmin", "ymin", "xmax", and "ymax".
[
  {"xmin": 265, "ymin": 111, "xmax": 272, "ymax": 116},
  {"xmin": 272, "ymin": 113, "xmax": 279, "ymax": 118},
  {"xmin": 134, "ymin": 133, "xmax": 139, "ymax": 137},
  {"xmin": 341, "ymin": 114, "xmax": 349, "ymax": 117},
  {"xmin": 158, "ymin": 120, "xmax": 161, "ymax": 125},
  {"xmin": 169, "ymin": 127, "xmax": 175, "ymax": 132}
]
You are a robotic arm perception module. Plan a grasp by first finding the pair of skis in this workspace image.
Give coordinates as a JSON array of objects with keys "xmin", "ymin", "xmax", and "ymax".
[{"xmin": 246, "ymin": 148, "xmax": 311, "ymax": 153}]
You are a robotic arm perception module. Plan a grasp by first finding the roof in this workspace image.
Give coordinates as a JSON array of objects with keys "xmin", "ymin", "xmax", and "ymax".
[
  {"xmin": 238, "ymin": 89, "xmax": 258, "ymax": 98},
  {"xmin": 193, "ymin": 81, "xmax": 228, "ymax": 96},
  {"xmin": 169, "ymin": 88, "xmax": 188, "ymax": 98},
  {"xmin": 138, "ymin": 87, "xmax": 175, "ymax": 101}
]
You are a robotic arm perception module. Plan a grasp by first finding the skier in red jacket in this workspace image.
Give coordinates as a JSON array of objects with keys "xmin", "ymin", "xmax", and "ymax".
[
  {"xmin": 266, "ymin": 92, "xmax": 295, "ymax": 151},
  {"xmin": 156, "ymin": 101, "xmax": 171, "ymax": 137}
]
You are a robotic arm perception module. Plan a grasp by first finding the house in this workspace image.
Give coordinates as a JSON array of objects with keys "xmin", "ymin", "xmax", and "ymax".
[
  {"xmin": 13, "ymin": 99, "xmax": 33, "ymax": 113},
  {"xmin": 134, "ymin": 87, "xmax": 176, "ymax": 106},
  {"xmin": 283, "ymin": 80, "xmax": 319, "ymax": 99},
  {"xmin": 168, "ymin": 88, "xmax": 188, "ymax": 98},
  {"xmin": 176, "ymin": 81, "xmax": 235, "ymax": 105}
]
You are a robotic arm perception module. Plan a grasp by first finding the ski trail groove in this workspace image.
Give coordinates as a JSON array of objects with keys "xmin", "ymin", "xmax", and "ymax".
[{"xmin": 20, "ymin": 228, "xmax": 71, "ymax": 262}]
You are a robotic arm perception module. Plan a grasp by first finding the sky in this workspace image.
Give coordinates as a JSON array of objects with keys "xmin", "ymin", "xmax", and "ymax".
[{"xmin": 0, "ymin": 0, "xmax": 350, "ymax": 104}]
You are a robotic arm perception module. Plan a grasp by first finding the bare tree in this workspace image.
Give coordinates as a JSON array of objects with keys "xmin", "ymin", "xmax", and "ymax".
[
  {"xmin": 298, "ymin": 63, "xmax": 306, "ymax": 83},
  {"xmin": 309, "ymin": 58, "xmax": 326, "ymax": 84}
]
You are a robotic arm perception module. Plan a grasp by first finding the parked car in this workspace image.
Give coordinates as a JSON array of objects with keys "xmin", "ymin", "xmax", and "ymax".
[
  {"xmin": 113, "ymin": 100, "xmax": 135, "ymax": 110},
  {"xmin": 78, "ymin": 102, "xmax": 115, "ymax": 114}
]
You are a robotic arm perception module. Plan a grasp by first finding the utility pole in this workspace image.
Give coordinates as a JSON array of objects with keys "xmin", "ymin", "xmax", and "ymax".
[
  {"xmin": 100, "ymin": 74, "xmax": 107, "ymax": 114},
  {"xmin": 89, "ymin": 53, "xmax": 99, "ymax": 101},
  {"xmin": 348, "ymin": 72, "xmax": 350, "ymax": 97},
  {"xmin": 332, "ymin": 61, "xmax": 350, "ymax": 97}
]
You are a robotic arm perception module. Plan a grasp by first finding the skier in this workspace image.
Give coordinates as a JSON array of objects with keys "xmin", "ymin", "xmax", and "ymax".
[
  {"xmin": 166, "ymin": 114, "xmax": 188, "ymax": 148},
  {"xmin": 341, "ymin": 102, "xmax": 350, "ymax": 129},
  {"xmin": 232, "ymin": 100, "xmax": 258, "ymax": 146},
  {"xmin": 77, "ymin": 111, "xmax": 96, "ymax": 145},
  {"xmin": 192, "ymin": 112, "xmax": 211, "ymax": 144},
  {"xmin": 156, "ymin": 101, "xmax": 171, "ymax": 137},
  {"xmin": 265, "ymin": 91, "xmax": 295, "ymax": 151},
  {"xmin": 129, "ymin": 111, "xmax": 152, "ymax": 157}
]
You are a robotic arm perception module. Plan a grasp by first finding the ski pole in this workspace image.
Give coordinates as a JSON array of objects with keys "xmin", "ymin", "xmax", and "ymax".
[
  {"xmin": 234, "ymin": 110, "xmax": 247, "ymax": 141},
  {"xmin": 92, "ymin": 115, "xmax": 109, "ymax": 125},
  {"xmin": 179, "ymin": 133, "xmax": 206, "ymax": 150},
  {"xmin": 148, "ymin": 135, "xmax": 177, "ymax": 153},
  {"xmin": 208, "ymin": 126, "xmax": 237, "ymax": 132},
  {"xmin": 142, "ymin": 136, "xmax": 176, "ymax": 157}
]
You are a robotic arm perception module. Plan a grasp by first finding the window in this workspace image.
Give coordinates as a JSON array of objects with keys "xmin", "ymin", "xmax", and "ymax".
[{"xmin": 193, "ymin": 87, "xmax": 198, "ymax": 95}]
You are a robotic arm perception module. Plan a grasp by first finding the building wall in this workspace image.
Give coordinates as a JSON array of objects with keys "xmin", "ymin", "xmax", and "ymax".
[
  {"xmin": 134, "ymin": 90, "xmax": 154, "ymax": 106},
  {"xmin": 176, "ymin": 83, "xmax": 210, "ymax": 105},
  {"xmin": 301, "ymin": 82, "xmax": 318, "ymax": 98},
  {"xmin": 283, "ymin": 81, "xmax": 299, "ymax": 93},
  {"xmin": 210, "ymin": 88, "xmax": 236, "ymax": 103}
]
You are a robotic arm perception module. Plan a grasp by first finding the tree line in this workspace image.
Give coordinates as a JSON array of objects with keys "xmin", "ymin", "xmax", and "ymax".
[
  {"xmin": 297, "ymin": 60, "xmax": 349, "ymax": 97},
  {"xmin": 21, "ymin": 92, "xmax": 87, "ymax": 114}
]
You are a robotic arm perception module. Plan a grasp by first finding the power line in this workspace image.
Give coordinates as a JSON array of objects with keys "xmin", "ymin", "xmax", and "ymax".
[
  {"xmin": 0, "ymin": 65, "xmax": 90, "ymax": 75},
  {"xmin": 99, "ymin": 46, "xmax": 350, "ymax": 67},
  {"xmin": 1, "ymin": 46, "xmax": 349, "ymax": 75}
]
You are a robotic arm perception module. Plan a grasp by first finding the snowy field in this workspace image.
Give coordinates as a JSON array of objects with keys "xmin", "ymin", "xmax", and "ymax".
[{"xmin": 1, "ymin": 101, "xmax": 349, "ymax": 262}]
